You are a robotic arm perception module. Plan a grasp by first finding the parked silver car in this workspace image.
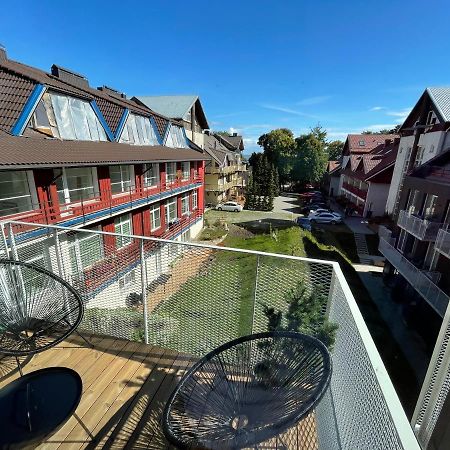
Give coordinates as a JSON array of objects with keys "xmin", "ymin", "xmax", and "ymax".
[
  {"xmin": 308, "ymin": 211, "xmax": 342, "ymax": 224},
  {"xmin": 216, "ymin": 202, "xmax": 243, "ymax": 212}
]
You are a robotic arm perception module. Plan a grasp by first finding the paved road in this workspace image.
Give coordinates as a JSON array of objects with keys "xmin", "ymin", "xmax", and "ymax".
[{"xmin": 272, "ymin": 193, "xmax": 303, "ymax": 216}]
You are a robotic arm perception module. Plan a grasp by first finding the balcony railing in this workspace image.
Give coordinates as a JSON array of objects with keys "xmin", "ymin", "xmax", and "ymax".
[
  {"xmin": 436, "ymin": 228, "xmax": 450, "ymax": 259},
  {"xmin": 378, "ymin": 237, "xmax": 449, "ymax": 316},
  {"xmin": 209, "ymin": 165, "xmax": 241, "ymax": 175},
  {"xmin": 397, "ymin": 210, "xmax": 445, "ymax": 241},
  {"xmin": 0, "ymin": 176, "xmax": 202, "ymax": 233},
  {"xmin": 0, "ymin": 220, "xmax": 420, "ymax": 449},
  {"xmin": 342, "ymin": 181, "xmax": 367, "ymax": 199}
]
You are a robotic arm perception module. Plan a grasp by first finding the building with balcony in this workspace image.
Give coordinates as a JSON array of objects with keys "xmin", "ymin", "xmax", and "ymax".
[
  {"xmin": 339, "ymin": 138, "xmax": 399, "ymax": 217},
  {"xmin": 333, "ymin": 133, "xmax": 398, "ymax": 198},
  {"xmin": 385, "ymin": 87, "xmax": 450, "ymax": 216},
  {"xmin": 384, "ymin": 149, "xmax": 450, "ymax": 305},
  {"xmin": 203, "ymin": 132, "xmax": 247, "ymax": 205},
  {"xmin": 0, "ymin": 49, "xmax": 208, "ymax": 253},
  {"xmin": 133, "ymin": 95, "xmax": 209, "ymax": 150}
]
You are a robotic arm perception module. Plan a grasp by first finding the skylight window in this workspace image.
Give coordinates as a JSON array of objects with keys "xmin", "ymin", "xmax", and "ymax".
[
  {"xmin": 50, "ymin": 93, "xmax": 108, "ymax": 141},
  {"xmin": 119, "ymin": 113, "xmax": 159, "ymax": 146},
  {"xmin": 358, "ymin": 140, "xmax": 365, "ymax": 146},
  {"xmin": 165, "ymin": 124, "xmax": 189, "ymax": 148}
]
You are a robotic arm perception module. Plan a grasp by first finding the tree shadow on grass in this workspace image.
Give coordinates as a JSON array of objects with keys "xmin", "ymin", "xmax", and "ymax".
[{"xmin": 236, "ymin": 219, "xmax": 295, "ymax": 234}]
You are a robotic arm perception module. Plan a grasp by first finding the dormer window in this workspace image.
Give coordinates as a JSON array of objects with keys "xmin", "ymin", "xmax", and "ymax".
[
  {"xmin": 165, "ymin": 124, "xmax": 189, "ymax": 148},
  {"xmin": 426, "ymin": 110, "xmax": 437, "ymax": 127},
  {"xmin": 119, "ymin": 113, "xmax": 159, "ymax": 146},
  {"xmin": 358, "ymin": 140, "xmax": 365, "ymax": 146},
  {"xmin": 50, "ymin": 94, "xmax": 108, "ymax": 141}
]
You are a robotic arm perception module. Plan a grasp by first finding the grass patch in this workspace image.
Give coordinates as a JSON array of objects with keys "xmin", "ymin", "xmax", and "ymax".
[{"xmin": 199, "ymin": 226, "xmax": 228, "ymax": 241}]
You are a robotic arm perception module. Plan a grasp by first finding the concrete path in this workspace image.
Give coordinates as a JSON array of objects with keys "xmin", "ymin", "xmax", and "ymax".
[
  {"xmin": 272, "ymin": 193, "xmax": 303, "ymax": 216},
  {"xmin": 344, "ymin": 217, "xmax": 375, "ymax": 235},
  {"xmin": 354, "ymin": 266, "xmax": 429, "ymax": 384}
]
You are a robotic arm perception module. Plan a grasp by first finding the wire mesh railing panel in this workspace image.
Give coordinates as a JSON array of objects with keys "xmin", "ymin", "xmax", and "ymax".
[
  {"xmin": 315, "ymin": 272, "xmax": 414, "ymax": 450},
  {"xmin": 145, "ymin": 241, "xmax": 257, "ymax": 355},
  {"xmin": 252, "ymin": 256, "xmax": 333, "ymax": 335},
  {"xmin": 412, "ymin": 303, "xmax": 450, "ymax": 448},
  {"xmin": 1, "ymin": 220, "xmax": 420, "ymax": 450}
]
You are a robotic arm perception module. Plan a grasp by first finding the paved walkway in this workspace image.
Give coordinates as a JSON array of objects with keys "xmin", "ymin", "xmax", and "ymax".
[
  {"xmin": 354, "ymin": 266, "xmax": 429, "ymax": 384},
  {"xmin": 272, "ymin": 193, "xmax": 303, "ymax": 216}
]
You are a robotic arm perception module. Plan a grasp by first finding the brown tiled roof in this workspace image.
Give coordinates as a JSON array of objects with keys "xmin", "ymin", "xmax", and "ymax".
[
  {"xmin": 0, "ymin": 58, "xmax": 180, "ymax": 137},
  {"xmin": 94, "ymin": 97, "xmax": 124, "ymax": 135},
  {"xmin": 345, "ymin": 134, "xmax": 399, "ymax": 154},
  {"xmin": 327, "ymin": 160, "xmax": 340, "ymax": 173},
  {"xmin": 0, "ymin": 67, "xmax": 37, "ymax": 131},
  {"xmin": 0, "ymin": 132, "xmax": 208, "ymax": 169},
  {"xmin": 342, "ymin": 141, "xmax": 399, "ymax": 181},
  {"xmin": 153, "ymin": 115, "xmax": 169, "ymax": 138}
]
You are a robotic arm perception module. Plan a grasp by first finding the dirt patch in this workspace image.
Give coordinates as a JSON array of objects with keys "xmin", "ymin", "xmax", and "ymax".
[{"xmin": 146, "ymin": 249, "xmax": 214, "ymax": 312}]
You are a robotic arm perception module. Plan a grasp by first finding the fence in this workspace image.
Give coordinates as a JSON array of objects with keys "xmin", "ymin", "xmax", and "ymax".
[
  {"xmin": 397, "ymin": 210, "xmax": 444, "ymax": 241},
  {"xmin": 0, "ymin": 220, "xmax": 420, "ymax": 449},
  {"xmin": 378, "ymin": 236, "xmax": 449, "ymax": 317}
]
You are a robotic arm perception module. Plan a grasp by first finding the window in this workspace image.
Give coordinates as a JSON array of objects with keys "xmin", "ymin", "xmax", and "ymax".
[
  {"xmin": 69, "ymin": 230, "xmax": 103, "ymax": 271},
  {"xmin": 50, "ymin": 93, "xmax": 107, "ymax": 141},
  {"xmin": 424, "ymin": 195, "xmax": 438, "ymax": 219},
  {"xmin": 166, "ymin": 162, "xmax": 177, "ymax": 184},
  {"xmin": 181, "ymin": 162, "xmax": 190, "ymax": 180},
  {"xmin": 114, "ymin": 215, "xmax": 133, "ymax": 248},
  {"xmin": 414, "ymin": 146, "xmax": 424, "ymax": 168},
  {"xmin": 165, "ymin": 124, "xmax": 189, "ymax": 148},
  {"xmin": 143, "ymin": 163, "xmax": 159, "ymax": 187},
  {"xmin": 358, "ymin": 140, "xmax": 365, "ymax": 146},
  {"xmin": 407, "ymin": 190, "xmax": 420, "ymax": 214},
  {"xmin": 119, "ymin": 114, "xmax": 159, "ymax": 146},
  {"xmin": 31, "ymin": 100, "xmax": 52, "ymax": 132},
  {"xmin": 150, "ymin": 203, "xmax": 161, "ymax": 231},
  {"xmin": 181, "ymin": 194, "xmax": 190, "ymax": 216},
  {"xmin": 119, "ymin": 270, "xmax": 135, "ymax": 290},
  {"xmin": 192, "ymin": 190, "xmax": 198, "ymax": 210},
  {"xmin": 110, "ymin": 165, "xmax": 133, "ymax": 194},
  {"xmin": 166, "ymin": 199, "xmax": 177, "ymax": 224},
  {"xmin": 0, "ymin": 171, "xmax": 33, "ymax": 216},
  {"xmin": 54, "ymin": 167, "xmax": 96, "ymax": 205}
]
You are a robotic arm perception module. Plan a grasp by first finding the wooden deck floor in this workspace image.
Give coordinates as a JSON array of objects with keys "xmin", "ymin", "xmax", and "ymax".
[{"xmin": 0, "ymin": 334, "xmax": 318, "ymax": 449}]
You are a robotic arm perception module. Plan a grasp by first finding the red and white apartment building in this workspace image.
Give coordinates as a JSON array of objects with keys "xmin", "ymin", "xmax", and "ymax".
[{"xmin": 0, "ymin": 48, "xmax": 207, "ymax": 302}]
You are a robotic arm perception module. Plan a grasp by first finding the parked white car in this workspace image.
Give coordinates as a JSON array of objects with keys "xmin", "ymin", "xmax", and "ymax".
[
  {"xmin": 308, "ymin": 211, "xmax": 342, "ymax": 224},
  {"xmin": 216, "ymin": 202, "xmax": 243, "ymax": 212},
  {"xmin": 308, "ymin": 208, "xmax": 331, "ymax": 215}
]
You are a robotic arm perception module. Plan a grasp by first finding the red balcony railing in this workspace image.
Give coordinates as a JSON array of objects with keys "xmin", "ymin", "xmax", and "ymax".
[
  {"xmin": 80, "ymin": 208, "xmax": 203, "ymax": 293},
  {"xmin": 342, "ymin": 181, "xmax": 367, "ymax": 199},
  {"xmin": 3, "ymin": 176, "xmax": 203, "ymax": 234}
]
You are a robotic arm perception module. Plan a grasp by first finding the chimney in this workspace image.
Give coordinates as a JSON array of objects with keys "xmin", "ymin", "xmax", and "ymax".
[
  {"xmin": 384, "ymin": 138, "xmax": 392, "ymax": 147},
  {"xmin": 51, "ymin": 64, "xmax": 89, "ymax": 89},
  {"xmin": 232, "ymin": 132, "xmax": 238, "ymax": 137},
  {"xmin": 0, "ymin": 44, "xmax": 7, "ymax": 62},
  {"xmin": 393, "ymin": 137, "xmax": 401, "ymax": 145},
  {"xmin": 203, "ymin": 129, "xmax": 211, "ymax": 135},
  {"xmin": 98, "ymin": 85, "xmax": 127, "ymax": 99}
]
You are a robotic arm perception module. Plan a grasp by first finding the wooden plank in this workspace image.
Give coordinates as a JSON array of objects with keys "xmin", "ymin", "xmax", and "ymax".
[
  {"xmin": 81, "ymin": 344, "xmax": 168, "ymax": 449},
  {"xmin": 104, "ymin": 348, "xmax": 180, "ymax": 450},
  {"xmin": 54, "ymin": 340, "xmax": 146, "ymax": 450},
  {"xmin": 0, "ymin": 334, "xmax": 107, "ymax": 388},
  {"xmin": 124, "ymin": 351, "xmax": 195, "ymax": 450},
  {"xmin": 38, "ymin": 337, "xmax": 130, "ymax": 450}
]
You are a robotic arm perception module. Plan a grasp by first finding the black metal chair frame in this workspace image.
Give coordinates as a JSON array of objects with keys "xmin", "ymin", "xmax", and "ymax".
[
  {"xmin": 163, "ymin": 331, "xmax": 332, "ymax": 449},
  {"xmin": 0, "ymin": 259, "xmax": 91, "ymax": 375}
]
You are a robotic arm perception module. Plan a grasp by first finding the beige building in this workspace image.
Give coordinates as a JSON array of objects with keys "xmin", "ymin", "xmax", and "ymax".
[{"xmin": 203, "ymin": 133, "xmax": 247, "ymax": 206}]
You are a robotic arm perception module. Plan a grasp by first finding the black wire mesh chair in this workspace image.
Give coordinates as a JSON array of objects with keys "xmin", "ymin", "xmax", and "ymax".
[
  {"xmin": 0, "ymin": 259, "xmax": 88, "ymax": 375},
  {"xmin": 163, "ymin": 331, "xmax": 332, "ymax": 449}
]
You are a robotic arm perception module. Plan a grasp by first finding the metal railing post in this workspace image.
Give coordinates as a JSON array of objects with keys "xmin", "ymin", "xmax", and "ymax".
[
  {"xmin": 251, "ymin": 255, "xmax": 260, "ymax": 334},
  {"xmin": 8, "ymin": 223, "xmax": 18, "ymax": 260},
  {"xmin": 140, "ymin": 239, "xmax": 150, "ymax": 345},
  {"xmin": 53, "ymin": 229, "xmax": 65, "ymax": 279},
  {"xmin": 0, "ymin": 222, "xmax": 10, "ymax": 258}
]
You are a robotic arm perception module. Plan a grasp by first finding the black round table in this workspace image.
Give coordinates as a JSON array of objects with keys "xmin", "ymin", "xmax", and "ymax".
[
  {"xmin": 163, "ymin": 331, "xmax": 332, "ymax": 449},
  {"xmin": 0, "ymin": 367, "xmax": 82, "ymax": 448}
]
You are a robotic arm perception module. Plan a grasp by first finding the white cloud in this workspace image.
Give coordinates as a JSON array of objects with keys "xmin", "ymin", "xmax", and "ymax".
[
  {"xmin": 296, "ymin": 95, "xmax": 331, "ymax": 106},
  {"xmin": 360, "ymin": 124, "xmax": 398, "ymax": 132},
  {"xmin": 258, "ymin": 103, "xmax": 319, "ymax": 119},
  {"xmin": 385, "ymin": 108, "xmax": 411, "ymax": 121},
  {"xmin": 369, "ymin": 106, "xmax": 386, "ymax": 111}
]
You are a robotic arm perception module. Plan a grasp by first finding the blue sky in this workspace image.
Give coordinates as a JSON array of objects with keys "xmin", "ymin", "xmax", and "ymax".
[{"xmin": 2, "ymin": 0, "xmax": 450, "ymax": 153}]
